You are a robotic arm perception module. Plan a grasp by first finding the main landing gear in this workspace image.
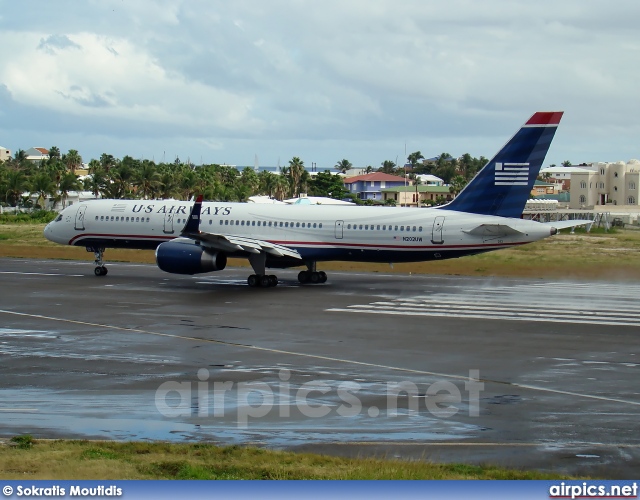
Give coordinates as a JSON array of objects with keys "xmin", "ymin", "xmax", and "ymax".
[
  {"xmin": 247, "ymin": 274, "xmax": 278, "ymax": 288},
  {"xmin": 297, "ymin": 261, "xmax": 327, "ymax": 284},
  {"xmin": 91, "ymin": 247, "xmax": 108, "ymax": 276},
  {"xmin": 247, "ymin": 253, "xmax": 278, "ymax": 288}
]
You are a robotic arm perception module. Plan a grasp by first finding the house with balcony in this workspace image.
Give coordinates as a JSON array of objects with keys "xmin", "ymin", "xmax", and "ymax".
[
  {"xmin": 381, "ymin": 185, "xmax": 455, "ymax": 207},
  {"xmin": 343, "ymin": 172, "xmax": 408, "ymax": 202}
]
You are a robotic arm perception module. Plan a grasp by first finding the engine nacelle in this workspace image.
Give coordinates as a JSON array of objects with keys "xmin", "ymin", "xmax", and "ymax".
[{"xmin": 155, "ymin": 239, "xmax": 227, "ymax": 275}]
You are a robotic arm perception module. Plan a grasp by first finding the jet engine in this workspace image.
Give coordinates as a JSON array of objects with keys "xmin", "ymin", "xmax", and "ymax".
[{"xmin": 155, "ymin": 239, "xmax": 227, "ymax": 275}]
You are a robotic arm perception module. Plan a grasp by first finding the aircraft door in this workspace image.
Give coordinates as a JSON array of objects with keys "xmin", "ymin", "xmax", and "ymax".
[
  {"xmin": 431, "ymin": 216, "xmax": 445, "ymax": 244},
  {"xmin": 74, "ymin": 205, "xmax": 87, "ymax": 230},
  {"xmin": 163, "ymin": 213, "xmax": 175, "ymax": 234},
  {"xmin": 335, "ymin": 220, "xmax": 344, "ymax": 239}
]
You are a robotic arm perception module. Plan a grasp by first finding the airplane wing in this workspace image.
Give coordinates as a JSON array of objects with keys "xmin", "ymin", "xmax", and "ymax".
[{"xmin": 179, "ymin": 195, "xmax": 302, "ymax": 260}]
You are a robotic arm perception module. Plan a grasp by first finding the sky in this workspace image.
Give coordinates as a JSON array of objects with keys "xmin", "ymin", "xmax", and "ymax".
[{"xmin": 1, "ymin": 1, "xmax": 639, "ymax": 170}]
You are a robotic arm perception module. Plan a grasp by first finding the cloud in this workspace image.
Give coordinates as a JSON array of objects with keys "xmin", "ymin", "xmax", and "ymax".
[{"xmin": 1, "ymin": 0, "xmax": 640, "ymax": 167}]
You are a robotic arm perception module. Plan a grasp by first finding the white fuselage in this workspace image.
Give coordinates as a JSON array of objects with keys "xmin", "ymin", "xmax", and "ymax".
[{"xmin": 44, "ymin": 199, "xmax": 553, "ymax": 266}]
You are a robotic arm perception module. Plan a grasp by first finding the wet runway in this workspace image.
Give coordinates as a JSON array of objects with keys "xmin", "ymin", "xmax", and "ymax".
[{"xmin": 1, "ymin": 257, "xmax": 639, "ymax": 478}]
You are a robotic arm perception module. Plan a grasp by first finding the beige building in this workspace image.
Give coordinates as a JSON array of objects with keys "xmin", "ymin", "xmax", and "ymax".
[
  {"xmin": 0, "ymin": 146, "xmax": 10, "ymax": 163},
  {"xmin": 570, "ymin": 160, "xmax": 640, "ymax": 209}
]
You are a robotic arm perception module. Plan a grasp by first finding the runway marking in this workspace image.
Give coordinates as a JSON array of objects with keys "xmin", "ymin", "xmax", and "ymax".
[
  {"xmin": 328, "ymin": 282, "xmax": 640, "ymax": 328},
  {"xmin": 320, "ymin": 441, "xmax": 640, "ymax": 448},
  {"xmin": 0, "ymin": 271, "xmax": 83, "ymax": 277},
  {"xmin": 1, "ymin": 309, "xmax": 639, "ymax": 408}
]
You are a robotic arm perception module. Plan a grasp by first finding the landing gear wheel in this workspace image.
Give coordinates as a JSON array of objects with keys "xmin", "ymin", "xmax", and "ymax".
[
  {"xmin": 318, "ymin": 271, "xmax": 327, "ymax": 283},
  {"xmin": 94, "ymin": 266, "xmax": 107, "ymax": 276},
  {"xmin": 298, "ymin": 270, "xmax": 310, "ymax": 284},
  {"xmin": 310, "ymin": 271, "xmax": 320, "ymax": 284},
  {"xmin": 260, "ymin": 275, "xmax": 271, "ymax": 288},
  {"xmin": 247, "ymin": 274, "xmax": 258, "ymax": 287},
  {"xmin": 268, "ymin": 275, "xmax": 278, "ymax": 287}
]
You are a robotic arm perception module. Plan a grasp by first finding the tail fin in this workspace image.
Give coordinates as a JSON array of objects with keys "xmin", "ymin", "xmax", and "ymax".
[{"xmin": 440, "ymin": 112, "xmax": 563, "ymax": 218}]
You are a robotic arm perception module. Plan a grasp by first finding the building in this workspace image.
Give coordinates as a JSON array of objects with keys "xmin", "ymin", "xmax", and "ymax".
[
  {"xmin": 0, "ymin": 146, "xmax": 11, "ymax": 163},
  {"xmin": 24, "ymin": 147, "xmax": 50, "ymax": 162},
  {"xmin": 531, "ymin": 180, "xmax": 559, "ymax": 197},
  {"xmin": 540, "ymin": 165, "xmax": 595, "ymax": 191},
  {"xmin": 343, "ymin": 172, "xmax": 408, "ymax": 202},
  {"xmin": 569, "ymin": 160, "xmax": 640, "ymax": 209},
  {"xmin": 415, "ymin": 174, "xmax": 444, "ymax": 186},
  {"xmin": 381, "ymin": 185, "xmax": 455, "ymax": 207}
]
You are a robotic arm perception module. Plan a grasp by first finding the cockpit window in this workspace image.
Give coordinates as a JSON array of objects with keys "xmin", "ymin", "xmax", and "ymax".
[{"xmin": 55, "ymin": 214, "xmax": 63, "ymax": 222}]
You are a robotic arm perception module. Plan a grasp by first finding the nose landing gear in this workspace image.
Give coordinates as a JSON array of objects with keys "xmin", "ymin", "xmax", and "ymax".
[{"xmin": 90, "ymin": 247, "xmax": 108, "ymax": 277}]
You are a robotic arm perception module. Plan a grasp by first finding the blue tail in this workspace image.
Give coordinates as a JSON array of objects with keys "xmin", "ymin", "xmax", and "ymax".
[{"xmin": 440, "ymin": 111, "xmax": 563, "ymax": 218}]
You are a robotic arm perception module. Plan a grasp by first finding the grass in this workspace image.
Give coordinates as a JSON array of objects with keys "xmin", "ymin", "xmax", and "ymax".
[
  {"xmin": 0, "ymin": 439, "xmax": 571, "ymax": 480},
  {"xmin": 1, "ymin": 222, "xmax": 639, "ymax": 279}
]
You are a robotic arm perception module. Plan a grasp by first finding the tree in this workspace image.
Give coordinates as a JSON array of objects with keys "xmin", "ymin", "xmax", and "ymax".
[
  {"xmin": 561, "ymin": 160, "xmax": 572, "ymax": 168},
  {"xmin": 449, "ymin": 175, "xmax": 467, "ymax": 196},
  {"xmin": 134, "ymin": 161, "xmax": 161, "ymax": 199},
  {"xmin": 407, "ymin": 151, "xmax": 424, "ymax": 170},
  {"xmin": 379, "ymin": 160, "xmax": 396, "ymax": 174},
  {"xmin": 64, "ymin": 149, "xmax": 83, "ymax": 176},
  {"xmin": 288, "ymin": 157, "xmax": 305, "ymax": 197},
  {"xmin": 30, "ymin": 172, "xmax": 56, "ymax": 209},
  {"xmin": 57, "ymin": 173, "xmax": 80, "ymax": 208},
  {"xmin": 4, "ymin": 170, "xmax": 28, "ymax": 206},
  {"xmin": 334, "ymin": 159, "xmax": 352, "ymax": 175},
  {"xmin": 309, "ymin": 171, "xmax": 346, "ymax": 199}
]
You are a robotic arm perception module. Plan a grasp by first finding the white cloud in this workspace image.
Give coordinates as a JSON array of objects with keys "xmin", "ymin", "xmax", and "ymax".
[{"xmin": 1, "ymin": 0, "xmax": 640, "ymax": 166}]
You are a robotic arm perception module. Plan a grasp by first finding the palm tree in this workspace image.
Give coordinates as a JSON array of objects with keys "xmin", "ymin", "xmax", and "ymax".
[
  {"xmin": 30, "ymin": 172, "xmax": 56, "ymax": 209},
  {"xmin": 48, "ymin": 146, "xmax": 61, "ymax": 162},
  {"xmin": 407, "ymin": 151, "xmax": 424, "ymax": 170},
  {"xmin": 274, "ymin": 175, "xmax": 290, "ymax": 201},
  {"xmin": 4, "ymin": 170, "xmax": 28, "ymax": 206},
  {"xmin": 288, "ymin": 157, "xmax": 305, "ymax": 197},
  {"xmin": 134, "ymin": 161, "xmax": 161, "ymax": 199},
  {"xmin": 334, "ymin": 159, "xmax": 352, "ymax": 175},
  {"xmin": 57, "ymin": 173, "xmax": 80, "ymax": 208},
  {"xmin": 561, "ymin": 160, "xmax": 572, "ymax": 168},
  {"xmin": 379, "ymin": 160, "xmax": 396, "ymax": 174},
  {"xmin": 449, "ymin": 175, "xmax": 467, "ymax": 196},
  {"xmin": 64, "ymin": 149, "xmax": 83, "ymax": 176}
]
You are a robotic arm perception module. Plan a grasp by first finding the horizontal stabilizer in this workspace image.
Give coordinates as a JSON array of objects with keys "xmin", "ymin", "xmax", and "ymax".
[{"xmin": 540, "ymin": 220, "xmax": 593, "ymax": 231}]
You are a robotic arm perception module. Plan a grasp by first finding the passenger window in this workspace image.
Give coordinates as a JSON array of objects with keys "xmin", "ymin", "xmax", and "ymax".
[
  {"xmin": 319, "ymin": 223, "xmax": 322, "ymax": 228},
  {"xmin": 418, "ymin": 226, "xmax": 422, "ymax": 232},
  {"xmin": 235, "ymin": 221, "xmax": 239, "ymax": 225},
  {"xmin": 225, "ymin": 220, "xmax": 229, "ymax": 225},
  {"xmin": 313, "ymin": 223, "xmax": 317, "ymax": 228},
  {"xmin": 400, "ymin": 226, "xmax": 404, "ymax": 231},
  {"xmin": 136, "ymin": 217, "xmax": 140, "ymax": 222},
  {"xmin": 252, "ymin": 221, "xmax": 256, "ymax": 226},
  {"xmin": 296, "ymin": 222, "xmax": 300, "ymax": 228},
  {"xmin": 110, "ymin": 216, "xmax": 114, "ymax": 221},
  {"xmin": 377, "ymin": 225, "xmax": 380, "ymax": 230},
  {"xmin": 413, "ymin": 226, "xmax": 416, "ymax": 231},
  {"xmin": 365, "ymin": 225, "xmax": 369, "ymax": 230},
  {"xmin": 394, "ymin": 225, "xmax": 398, "ymax": 231}
]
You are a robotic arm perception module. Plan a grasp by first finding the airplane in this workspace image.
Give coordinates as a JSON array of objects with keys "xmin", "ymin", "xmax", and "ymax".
[{"xmin": 44, "ymin": 111, "xmax": 591, "ymax": 288}]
